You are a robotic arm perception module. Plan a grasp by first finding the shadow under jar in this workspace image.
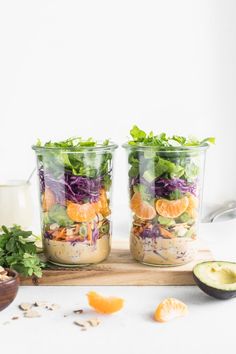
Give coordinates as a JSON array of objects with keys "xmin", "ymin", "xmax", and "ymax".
[
  {"xmin": 123, "ymin": 144, "xmax": 208, "ymax": 266},
  {"xmin": 33, "ymin": 142, "xmax": 117, "ymax": 267}
]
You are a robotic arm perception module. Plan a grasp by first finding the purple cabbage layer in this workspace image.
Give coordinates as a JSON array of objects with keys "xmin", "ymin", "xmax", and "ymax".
[
  {"xmin": 39, "ymin": 167, "xmax": 106, "ymax": 204},
  {"xmin": 130, "ymin": 176, "xmax": 197, "ymax": 198}
]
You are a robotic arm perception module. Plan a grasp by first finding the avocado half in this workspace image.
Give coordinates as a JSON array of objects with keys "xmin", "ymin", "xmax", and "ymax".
[{"xmin": 193, "ymin": 261, "xmax": 236, "ymax": 300}]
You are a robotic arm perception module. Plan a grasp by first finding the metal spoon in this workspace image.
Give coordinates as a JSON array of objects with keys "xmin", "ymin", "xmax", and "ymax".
[{"xmin": 207, "ymin": 201, "xmax": 236, "ymax": 223}]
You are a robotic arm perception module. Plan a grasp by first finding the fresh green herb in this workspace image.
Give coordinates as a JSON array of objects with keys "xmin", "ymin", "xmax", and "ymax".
[
  {"xmin": 128, "ymin": 125, "xmax": 215, "ymax": 147},
  {"xmin": 34, "ymin": 137, "xmax": 113, "ymax": 180},
  {"xmin": 0, "ymin": 225, "xmax": 44, "ymax": 277},
  {"xmin": 157, "ymin": 216, "xmax": 176, "ymax": 227},
  {"xmin": 169, "ymin": 189, "xmax": 183, "ymax": 200},
  {"xmin": 47, "ymin": 205, "xmax": 74, "ymax": 227}
]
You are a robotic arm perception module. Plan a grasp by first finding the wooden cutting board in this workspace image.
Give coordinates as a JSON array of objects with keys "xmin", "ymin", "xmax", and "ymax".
[{"xmin": 20, "ymin": 240, "xmax": 213, "ymax": 286}]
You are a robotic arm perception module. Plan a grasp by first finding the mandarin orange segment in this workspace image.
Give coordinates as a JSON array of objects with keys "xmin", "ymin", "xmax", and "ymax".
[
  {"xmin": 87, "ymin": 291, "xmax": 124, "ymax": 314},
  {"xmin": 155, "ymin": 197, "xmax": 189, "ymax": 218},
  {"xmin": 130, "ymin": 192, "xmax": 156, "ymax": 220},
  {"xmin": 42, "ymin": 187, "xmax": 56, "ymax": 211},
  {"xmin": 99, "ymin": 189, "xmax": 111, "ymax": 217},
  {"xmin": 67, "ymin": 202, "xmax": 97, "ymax": 222},
  {"xmin": 154, "ymin": 298, "xmax": 188, "ymax": 322},
  {"xmin": 185, "ymin": 194, "xmax": 198, "ymax": 218}
]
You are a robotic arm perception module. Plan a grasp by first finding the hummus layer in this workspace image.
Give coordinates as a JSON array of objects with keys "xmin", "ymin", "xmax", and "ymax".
[
  {"xmin": 130, "ymin": 234, "xmax": 197, "ymax": 266},
  {"xmin": 43, "ymin": 235, "xmax": 110, "ymax": 265}
]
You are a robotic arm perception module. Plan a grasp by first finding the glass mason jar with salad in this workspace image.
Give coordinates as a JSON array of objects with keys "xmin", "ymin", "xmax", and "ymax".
[
  {"xmin": 33, "ymin": 137, "xmax": 117, "ymax": 266},
  {"xmin": 123, "ymin": 126, "xmax": 214, "ymax": 266}
]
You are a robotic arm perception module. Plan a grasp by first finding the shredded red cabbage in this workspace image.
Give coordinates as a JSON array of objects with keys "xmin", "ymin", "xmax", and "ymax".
[
  {"xmin": 39, "ymin": 167, "xmax": 107, "ymax": 203},
  {"xmin": 130, "ymin": 176, "xmax": 197, "ymax": 198},
  {"xmin": 139, "ymin": 224, "xmax": 161, "ymax": 238}
]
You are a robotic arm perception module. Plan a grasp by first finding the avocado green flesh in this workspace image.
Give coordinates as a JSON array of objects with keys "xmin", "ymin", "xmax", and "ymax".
[{"xmin": 194, "ymin": 261, "xmax": 236, "ymax": 291}]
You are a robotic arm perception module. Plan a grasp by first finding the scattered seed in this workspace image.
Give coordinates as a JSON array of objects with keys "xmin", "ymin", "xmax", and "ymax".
[
  {"xmin": 11, "ymin": 316, "xmax": 19, "ymax": 320},
  {"xmin": 24, "ymin": 310, "xmax": 41, "ymax": 318},
  {"xmin": 46, "ymin": 303, "xmax": 60, "ymax": 311},
  {"xmin": 87, "ymin": 318, "xmax": 101, "ymax": 327},
  {"xmin": 34, "ymin": 301, "xmax": 48, "ymax": 308},
  {"xmin": 74, "ymin": 320, "xmax": 88, "ymax": 328},
  {"xmin": 19, "ymin": 303, "xmax": 32, "ymax": 311},
  {"xmin": 73, "ymin": 309, "xmax": 83, "ymax": 314}
]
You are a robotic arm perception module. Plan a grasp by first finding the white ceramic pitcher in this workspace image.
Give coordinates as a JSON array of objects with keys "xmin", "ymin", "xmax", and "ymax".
[{"xmin": 0, "ymin": 180, "xmax": 33, "ymax": 228}]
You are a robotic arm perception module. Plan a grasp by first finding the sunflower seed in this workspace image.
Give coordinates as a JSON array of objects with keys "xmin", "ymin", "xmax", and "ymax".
[
  {"xmin": 46, "ymin": 303, "xmax": 60, "ymax": 311},
  {"xmin": 24, "ymin": 310, "xmax": 41, "ymax": 318},
  {"xmin": 87, "ymin": 318, "xmax": 101, "ymax": 327},
  {"xmin": 74, "ymin": 320, "xmax": 88, "ymax": 328},
  {"xmin": 73, "ymin": 309, "xmax": 83, "ymax": 314},
  {"xmin": 19, "ymin": 303, "xmax": 32, "ymax": 311},
  {"xmin": 34, "ymin": 301, "xmax": 48, "ymax": 308}
]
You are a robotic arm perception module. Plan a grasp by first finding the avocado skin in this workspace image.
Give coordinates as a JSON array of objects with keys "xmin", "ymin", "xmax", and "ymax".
[{"xmin": 193, "ymin": 273, "xmax": 236, "ymax": 300}]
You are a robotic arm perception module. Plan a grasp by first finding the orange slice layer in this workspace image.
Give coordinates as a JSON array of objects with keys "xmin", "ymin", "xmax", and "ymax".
[
  {"xmin": 67, "ymin": 202, "xmax": 97, "ymax": 222},
  {"xmin": 42, "ymin": 187, "xmax": 56, "ymax": 211},
  {"xmin": 186, "ymin": 194, "xmax": 198, "ymax": 218},
  {"xmin": 98, "ymin": 189, "xmax": 111, "ymax": 217},
  {"xmin": 154, "ymin": 298, "xmax": 188, "ymax": 322},
  {"xmin": 87, "ymin": 291, "xmax": 124, "ymax": 314},
  {"xmin": 130, "ymin": 192, "xmax": 156, "ymax": 220},
  {"xmin": 155, "ymin": 197, "xmax": 189, "ymax": 218}
]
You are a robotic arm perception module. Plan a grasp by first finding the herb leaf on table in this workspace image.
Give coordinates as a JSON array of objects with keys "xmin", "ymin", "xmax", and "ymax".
[{"xmin": 0, "ymin": 225, "xmax": 44, "ymax": 277}]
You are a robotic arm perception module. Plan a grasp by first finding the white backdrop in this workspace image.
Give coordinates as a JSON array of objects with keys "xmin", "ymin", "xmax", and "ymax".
[{"xmin": 0, "ymin": 0, "xmax": 236, "ymax": 234}]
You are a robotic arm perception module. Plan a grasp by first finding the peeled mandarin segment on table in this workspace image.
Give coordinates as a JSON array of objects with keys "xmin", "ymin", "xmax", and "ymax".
[
  {"xmin": 67, "ymin": 202, "xmax": 97, "ymax": 222},
  {"xmin": 87, "ymin": 291, "xmax": 124, "ymax": 314},
  {"xmin": 42, "ymin": 187, "xmax": 56, "ymax": 212},
  {"xmin": 155, "ymin": 197, "xmax": 189, "ymax": 218},
  {"xmin": 130, "ymin": 192, "xmax": 156, "ymax": 220},
  {"xmin": 154, "ymin": 298, "xmax": 188, "ymax": 322}
]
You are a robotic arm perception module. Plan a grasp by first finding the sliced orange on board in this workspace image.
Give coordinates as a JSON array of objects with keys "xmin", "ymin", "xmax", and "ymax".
[
  {"xmin": 155, "ymin": 197, "xmax": 189, "ymax": 218},
  {"xmin": 87, "ymin": 291, "xmax": 124, "ymax": 314},
  {"xmin": 42, "ymin": 187, "xmax": 56, "ymax": 211},
  {"xmin": 154, "ymin": 298, "xmax": 188, "ymax": 322},
  {"xmin": 67, "ymin": 202, "xmax": 97, "ymax": 222},
  {"xmin": 130, "ymin": 192, "xmax": 156, "ymax": 220}
]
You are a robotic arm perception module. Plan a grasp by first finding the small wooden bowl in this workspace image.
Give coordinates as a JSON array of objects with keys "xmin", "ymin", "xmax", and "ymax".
[{"xmin": 0, "ymin": 269, "xmax": 20, "ymax": 311}]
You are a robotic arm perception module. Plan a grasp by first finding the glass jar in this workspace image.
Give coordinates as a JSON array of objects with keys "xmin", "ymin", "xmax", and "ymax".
[
  {"xmin": 123, "ymin": 144, "xmax": 208, "ymax": 266},
  {"xmin": 33, "ymin": 143, "xmax": 117, "ymax": 266}
]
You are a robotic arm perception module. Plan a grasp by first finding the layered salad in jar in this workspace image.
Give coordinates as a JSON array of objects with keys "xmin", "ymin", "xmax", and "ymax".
[
  {"xmin": 124, "ymin": 126, "xmax": 214, "ymax": 266},
  {"xmin": 33, "ymin": 137, "xmax": 117, "ymax": 266}
]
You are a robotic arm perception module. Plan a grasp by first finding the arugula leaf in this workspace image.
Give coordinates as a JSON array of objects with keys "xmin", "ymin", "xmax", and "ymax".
[
  {"xmin": 35, "ymin": 137, "xmax": 113, "ymax": 180},
  {"xmin": 128, "ymin": 125, "xmax": 215, "ymax": 147},
  {"xmin": 0, "ymin": 225, "xmax": 44, "ymax": 278},
  {"xmin": 130, "ymin": 125, "xmax": 146, "ymax": 141}
]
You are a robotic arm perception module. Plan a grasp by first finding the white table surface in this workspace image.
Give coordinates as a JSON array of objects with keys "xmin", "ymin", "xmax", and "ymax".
[{"xmin": 1, "ymin": 219, "xmax": 236, "ymax": 354}]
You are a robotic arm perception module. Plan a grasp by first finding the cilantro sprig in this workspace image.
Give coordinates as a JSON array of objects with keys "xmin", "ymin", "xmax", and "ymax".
[
  {"xmin": 0, "ymin": 225, "xmax": 44, "ymax": 278},
  {"xmin": 128, "ymin": 125, "xmax": 215, "ymax": 147},
  {"xmin": 36, "ymin": 137, "xmax": 110, "ymax": 149}
]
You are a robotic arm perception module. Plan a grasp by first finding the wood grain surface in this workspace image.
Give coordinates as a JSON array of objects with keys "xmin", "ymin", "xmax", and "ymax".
[{"xmin": 20, "ymin": 240, "xmax": 213, "ymax": 286}]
